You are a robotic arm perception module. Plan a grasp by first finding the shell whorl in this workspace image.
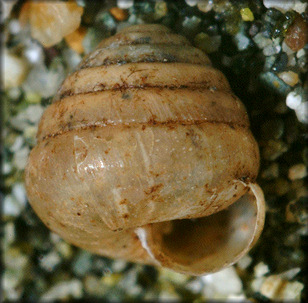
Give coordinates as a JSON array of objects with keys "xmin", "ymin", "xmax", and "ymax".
[{"xmin": 25, "ymin": 24, "xmax": 265, "ymax": 275}]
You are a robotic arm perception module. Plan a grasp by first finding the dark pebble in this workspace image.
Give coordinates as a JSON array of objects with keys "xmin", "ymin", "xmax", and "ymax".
[
  {"xmin": 271, "ymin": 52, "xmax": 288, "ymax": 72},
  {"xmin": 263, "ymin": 8, "xmax": 284, "ymax": 24}
]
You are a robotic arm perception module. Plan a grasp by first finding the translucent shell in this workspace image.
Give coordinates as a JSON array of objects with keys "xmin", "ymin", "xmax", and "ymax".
[{"xmin": 25, "ymin": 24, "xmax": 265, "ymax": 275}]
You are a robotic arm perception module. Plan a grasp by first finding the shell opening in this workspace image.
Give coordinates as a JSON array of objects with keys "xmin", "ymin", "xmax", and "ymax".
[{"xmin": 136, "ymin": 183, "xmax": 265, "ymax": 275}]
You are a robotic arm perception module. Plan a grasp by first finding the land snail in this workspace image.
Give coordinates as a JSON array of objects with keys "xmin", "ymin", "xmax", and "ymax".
[{"xmin": 25, "ymin": 24, "xmax": 266, "ymax": 275}]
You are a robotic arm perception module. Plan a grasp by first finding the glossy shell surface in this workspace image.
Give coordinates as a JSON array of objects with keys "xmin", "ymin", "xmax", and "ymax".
[{"xmin": 25, "ymin": 24, "xmax": 265, "ymax": 275}]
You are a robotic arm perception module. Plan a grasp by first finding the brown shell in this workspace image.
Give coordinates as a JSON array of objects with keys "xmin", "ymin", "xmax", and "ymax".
[{"xmin": 25, "ymin": 24, "xmax": 265, "ymax": 275}]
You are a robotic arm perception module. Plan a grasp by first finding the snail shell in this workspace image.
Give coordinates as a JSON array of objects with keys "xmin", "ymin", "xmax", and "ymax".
[{"xmin": 25, "ymin": 24, "xmax": 265, "ymax": 275}]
